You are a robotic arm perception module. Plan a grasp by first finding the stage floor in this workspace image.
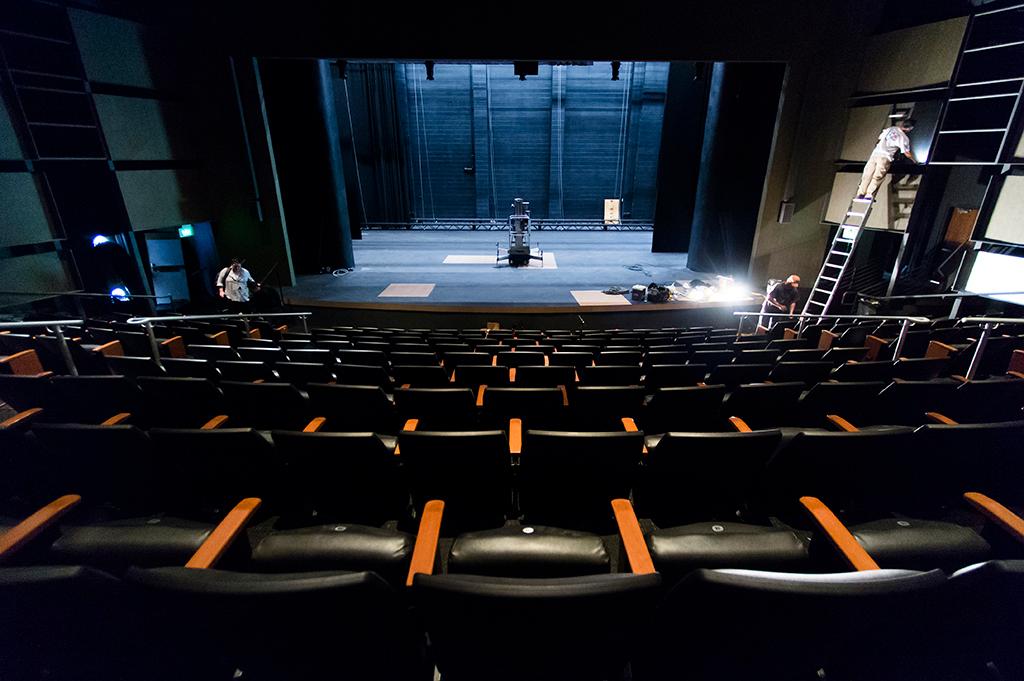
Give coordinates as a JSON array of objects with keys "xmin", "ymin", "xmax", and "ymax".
[{"xmin": 284, "ymin": 231, "xmax": 719, "ymax": 308}]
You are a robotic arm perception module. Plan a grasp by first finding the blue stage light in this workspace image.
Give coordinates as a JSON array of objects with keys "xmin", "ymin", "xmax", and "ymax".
[
  {"xmin": 92, "ymin": 234, "xmax": 111, "ymax": 247},
  {"xmin": 109, "ymin": 286, "xmax": 130, "ymax": 301}
]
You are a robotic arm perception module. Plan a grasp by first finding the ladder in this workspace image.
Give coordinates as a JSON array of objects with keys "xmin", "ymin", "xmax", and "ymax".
[{"xmin": 802, "ymin": 196, "xmax": 872, "ymax": 316}]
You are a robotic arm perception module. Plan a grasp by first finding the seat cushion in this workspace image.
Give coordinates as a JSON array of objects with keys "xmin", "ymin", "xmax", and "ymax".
[
  {"xmin": 449, "ymin": 524, "xmax": 610, "ymax": 578},
  {"xmin": 252, "ymin": 524, "xmax": 413, "ymax": 586},
  {"xmin": 647, "ymin": 522, "xmax": 810, "ymax": 581},
  {"xmin": 849, "ymin": 518, "xmax": 991, "ymax": 573},
  {"xmin": 49, "ymin": 516, "xmax": 212, "ymax": 570}
]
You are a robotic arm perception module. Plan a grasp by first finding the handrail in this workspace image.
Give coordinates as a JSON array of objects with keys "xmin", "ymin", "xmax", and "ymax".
[
  {"xmin": 0, "ymin": 319, "xmax": 85, "ymax": 329},
  {"xmin": 857, "ymin": 291, "xmax": 1024, "ymax": 302},
  {"xmin": 0, "ymin": 290, "xmax": 171, "ymax": 301},
  {"xmin": 0, "ymin": 320, "xmax": 84, "ymax": 376},
  {"xmin": 957, "ymin": 317, "xmax": 1024, "ymax": 381},
  {"xmin": 735, "ymin": 311, "xmax": 930, "ymax": 358},
  {"xmin": 125, "ymin": 312, "xmax": 311, "ymax": 325},
  {"xmin": 736, "ymin": 312, "xmax": 931, "ymax": 322},
  {"xmin": 126, "ymin": 312, "xmax": 312, "ymax": 368}
]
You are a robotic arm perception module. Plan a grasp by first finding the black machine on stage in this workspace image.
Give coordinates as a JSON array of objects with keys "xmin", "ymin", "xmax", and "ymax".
[{"xmin": 497, "ymin": 198, "xmax": 543, "ymax": 267}]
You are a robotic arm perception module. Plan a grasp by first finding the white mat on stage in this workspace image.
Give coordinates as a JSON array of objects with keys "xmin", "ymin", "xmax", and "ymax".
[
  {"xmin": 378, "ymin": 283, "xmax": 436, "ymax": 297},
  {"xmin": 570, "ymin": 290, "xmax": 631, "ymax": 306}
]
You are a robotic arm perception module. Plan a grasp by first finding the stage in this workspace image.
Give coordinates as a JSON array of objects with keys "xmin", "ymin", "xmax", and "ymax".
[{"xmin": 283, "ymin": 231, "xmax": 760, "ymax": 315}]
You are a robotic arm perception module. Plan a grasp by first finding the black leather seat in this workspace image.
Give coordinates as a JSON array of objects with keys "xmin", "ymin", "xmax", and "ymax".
[
  {"xmin": 0, "ymin": 373, "xmax": 50, "ymax": 411},
  {"xmin": 519, "ymin": 430, "xmax": 644, "ymax": 533},
  {"xmin": 304, "ymin": 383, "xmax": 396, "ymax": 433},
  {"xmin": 549, "ymin": 351, "xmax": 594, "ymax": 369},
  {"xmin": 830, "ymin": 360, "xmax": 897, "ymax": 382},
  {"xmin": 47, "ymin": 376, "xmax": 142, "ymax": 424},
  {"xmin": 596, "ymin": 351, "xmax": 642, "ymax": 366},
  {"xmin": 448, "ymin": 524, "xmax": 611, "ymax": 578},
  {"xmin": 412, "ymin": 572, "xmax": 660, "ymax": 681},
  {"xmin": 822, "ymin": 346, "xmax": 870, "ymax": 366},
  {"xmin": 334, "ymin": 363, "xmax": 393, "ymax": 387},
  {"xmin": 642, "ymin": 363, "xmax": 706, "ymax": 387},
  {"xmin": 125, "ymin": 568, "xmax": 431, "ymax": 681},
  {"xmin": 862, "ymin": 378, "xmax": 960, "ymax": 426},
  {"xmin": 496, "ymin": 351, "xmax": 546, "ymax": 368},
  {"xmin": 398, "ymin": 430, "xmax": 511, "ymax": 532},
  {"xmin": 394, "ymin": 387, "xmax": 478, "ymax": 429},
  {"xmin": 578, "ymin": 364, "xmax": 642, "ymax": 386},
  {"xmin": 945, "ymin": 377, "xmax": 1024, "ymax": 423},
  {"xmin": 794, "ymin": 380, "xmax": 886, "ymax": 427},
  {"xmin": 571, "ymin": 386, "xmax": 646, "ymax": 429},
  {"xmin": 767, "ymin": 361, "xmax": 834, "ymax": 386},
  {"xmin": 104, "ymin": 355, "xmax": 166, "ymax": 378},
  {"xmin": 642, "ymin": 385, "xmax": 727, "ymax": 433},
  {"xmin": 450, "ymin": 364, "xmax": 510, "ymax": 389},
  {"xmin": 274, "ymin": 361, "xmax": 337, "ymax": 386},
  {"xmin": 392, "ymin": 364, "xmax": 449, "ymax": 386},
  {"xmin": 187, "ymin": 344, "xmax": 240, "ymax": 361},
  {"xmin": 689, "ymin": 349, "xmax": 734, "ymax": 369},
  {"xmin": 481, "ymin": 387, "xmax": 567, "ymax": 429},
  {"xmin": 282, "ymin": 347, "xmax": 334, "ymax": 365},
  {"xmin": 215, "ymin": 360, "xmax": 278, "ymax": 382},
  {"xmin": 733, "ymin": 348, "xmax": 781, "ymax": 364},
  {"xmin": 639, "ymin": 567, "xmax": 952, "ymax": 681},
  {"xmin": 160, "ymin": 357, "xmax": 219, "ymax": 380},
  {"xmin": 706, "ymin": 363, "xmax": 772, "ymax": 388},
  {"xmin": 335, "ymin": 348, "xmax": 389, "ymax": 368},
  {"xmin": 642, "ymin": 351, "xmax": 690, "ymax": 368},
  {"xmin": 390, "ymin": 351, "xmax": 439, "ymax": 366},
  {"xmin": 137, "ymin": 377, "xmax": 224, "ymax": 428},
  {"xmin": 237, "ymin": 346, "xmax": 287, "ymax": 364},
  {"xmin": 892, "ymin": 356, "xmax": 948, "ymax": 380},
  {"xmin": 515, "ymin": 364, "xmax": 577, "ymax": 387},
  {"xmin": 220, "ymin": 381, "xmax": 310, "ymax": 430}
]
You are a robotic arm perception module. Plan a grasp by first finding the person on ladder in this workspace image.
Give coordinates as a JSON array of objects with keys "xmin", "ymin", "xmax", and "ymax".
[{"xmin": 857, "ymin": 118, "xmax": 916, "ymax": 201}]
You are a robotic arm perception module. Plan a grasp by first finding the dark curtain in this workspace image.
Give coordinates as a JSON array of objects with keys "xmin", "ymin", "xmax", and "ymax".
[{"xmin": 688, "ymin": 62, "xmax": 786, "ymax": 276}]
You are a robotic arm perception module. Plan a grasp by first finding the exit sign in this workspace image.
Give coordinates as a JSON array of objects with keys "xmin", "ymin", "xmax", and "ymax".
[{"xmin": 178, "ymin": 224, "xmax": 194, "ymax": 238}]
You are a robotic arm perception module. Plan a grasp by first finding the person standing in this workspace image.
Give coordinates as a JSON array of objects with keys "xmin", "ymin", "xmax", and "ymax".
[
  {"xmin": 216, "ymin": 258, "xmax": 259, "ymax": 312},
  {"xmin": 857, "ymin": 118, "xmax": 916, "ymax": 200},
  {"xmin": 764, "ymin": 274, "xmax": 801, "ymax": 315}
]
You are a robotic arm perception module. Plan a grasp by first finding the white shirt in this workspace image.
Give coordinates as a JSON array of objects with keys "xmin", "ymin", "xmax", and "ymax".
[
  {"xmin": 871, "ymin": 126, "xmax": 911, "ymax": 161},
  {"xmin": 216, "ymin": 266, "xmax": 254, "ymax": 302}
]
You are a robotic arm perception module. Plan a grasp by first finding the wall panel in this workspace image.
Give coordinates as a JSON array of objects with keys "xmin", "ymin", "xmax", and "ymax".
[
  {"xmin": 117, "ymin": 169, "xmax": 208, "ymax": 229},
  {"xmin": 0, "ymin": 174, "xmax": 57, "ymax": 246},
  {"xmin": 93, "ymin": 95, "xmax": 195, "ymax": 160},
  {"xmin": 856, "ymin": 17, "xmax": 967, "ymax": 93}
]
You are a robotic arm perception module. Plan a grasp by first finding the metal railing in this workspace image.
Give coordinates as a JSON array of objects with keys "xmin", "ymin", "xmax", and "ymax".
[
  {"xmin": 362, "ymin": 218, "xmax": 654, "ymax": 231},
  {"xmin": 957, "ymin": 317, "xmax": 1024, "ymax": 381},
  {"xmin": 735, "ymin": 311, "xmax": 931, "ymax": 359},
  {"xmin": 856, "ymin": 290, "xmax": 1024, "ymax": 318},
  {"xmin": 126, "ymin": 312, "xmax": 313, "ymax": 368},
  {"xmin": 0, "ymin": 319, "xmax": 85, "ymax": 376}
]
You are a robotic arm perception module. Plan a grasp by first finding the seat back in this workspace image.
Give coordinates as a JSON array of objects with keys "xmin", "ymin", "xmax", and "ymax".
[
  {"xmin": 138, "ymin": 377, "xmax": 225, "ymax": 428},
  {"xmin": 47, "ymin": 375, "xmax": 142, "ymax": 423},
  {"xmin": 397, "ymin": 430, "xmax": 511, "ymax": 532},
  {"xmin": 496, "ymin": 351, "xmax": 546, "ymax": 368},
  {"xmin": 578, "ymin": 365, "xmax": 641, "ymax": 386},
  {"xmin": 823, "ymin": 346, "xmax": 870, "ymax": 366},
  {"xmin": 548, "ymin": 351, "xmax": 594, "ymax": 369},
  {"xmin": 274, "ymin": 362, "xmax": 337, "ymax": 386},
  {"xmin": 706, "ymin": 363, "xmax": 772, "ymax": 389},
  {"xmin": 271, "ymin": 430, "xmax": 406, "ymax": 523},
  {"xmin": 637, "ymin": 429, "xmax": 783, "ymax": 526},
  {"xmin": 514, "ymin": 365, "xmax": 576, "ymax": 387},
  {"xmin": 867, "ymin": 378, "xmax": 960, "ymax": 426},
  {"xmin": 688, "ymin": 350, "xmax": 735, "ymax": 369},
  {"xmin": 796, "ymin": 381, "xmax": 886, "ymax": 426},
  {"xmin": 125, "ymin": 568, "xmax": 429, "ymax": 681},
  {"xmin": 642, "ymin": 385, "xmax": 727, "ymax": 433},
  {"xmin": 571, "ymin": 386, "xmax": 646, "ymax": 428},
  {"xmin": 160, "ymin": 357, "xmax": 219, "ymax": 380},
  {"xmin": 305, "ymin": 383, "xmax": 395, "ymax": 433},
  {"xmin": 482, "ymin": 387, "xmax": 567, "ymax": 429},
  {"xmin": 0, "ymin": 566, "xmax": 140, "ymax": 681},
  {"xmin": 946, "ymin": 377, "xmax": 1024, "ymax": 422},
  {"xmin": 219, "ymin": 381, "xmax": 310, "ymax": 430},
  {"xmin": 334, "ymin": 364, "xmax": 392, "ymax": 388},
  {"xmin": 519, "ymin": 430, "xmax": 644, "ymax": 532},
  {"xmin": 643, "ymin": 363, "xmax": 706, "ymax": 387},
  {"xmin": 105, "ymin": 355, "xmax": 166, "ymax": 378},
  {"xmin": 31, "ymin": 424, "xmax": 157, "ymax": 511},
  {"xmin": 830, "ymin": 360, "xmax": 896, "ymax": 383},
  {"xmin": 413, "ymin": 572, "xmax": 660, "ymax": 681},
  {"xmin": 215, "ymin": 360, "xmax": 277, "ymax": 382},
  {"xmin": 335, "ymin": 349, "xmax": 388, "ymax": 368},
  {"xmin": 392, "ymin": 364, "xmax": 449, "ymax": 386},
  {"xmin": 451, "ymin": 364, "xmax": 510, "ymax": 389},
  {"xmin": 187, "ymin": 344, "xmax": 240, "ymax": 361},
  {"xmin": 644, "ymin": 568, "xmax": 950, "ymax": 681},
  {"xmin": 0, "ymin": 373, "xmax": 50, "ymax": 410},
  {"xmin": 892, "ymin": 357, "xmax": 949, "ymax": 381},
  {"xmin": 596, "ymin": 351, "xmax": 642, "ymax": 366},
  {"xmin": 767, "ymin": 361, "xmax": 833, "ymax": 386},
  {"xmin": 149, "ymin": 427, "xmax": 280, "ymax": 514},
  {"xmin": 394, "ymin": 387, "xmax": 478, "ymax": 429}
]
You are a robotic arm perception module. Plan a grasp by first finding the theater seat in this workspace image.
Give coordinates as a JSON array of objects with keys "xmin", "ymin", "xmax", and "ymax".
[
  {"xmin": 646, "ymin": 522, "xmax": 810, "ymax": 584},
  {"xmin": 448, "ymin": 523, "xmax": 610, "ymax": 578},
  {"xmin": 125, "ymin": 568, "xmax": 431, "ymax": 681},
  {"xmin": 250, "ymin": 524, "xmax": 414, "ymax": 586},
  {"xmin": 219, "ymin": 381, "xmax": 310, "ymax": 430},
  {"xmin": 639, "ymin": 567, "xmax": 951, "ymax": 681},
  {"xmin": 845, "ymin": 518, "xmax": 991, "ymax": 573},
  {"xmin": 642, "ymin": 385, "xmax": 727, "ymax": 432},
  {"xmin": 642, "ymin": 363, "xmax": 706, "ymax": 387}
]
